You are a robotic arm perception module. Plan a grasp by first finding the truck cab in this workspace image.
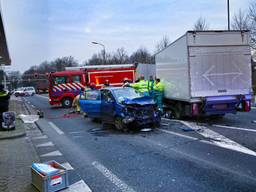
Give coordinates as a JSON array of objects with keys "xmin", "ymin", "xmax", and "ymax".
[{"xmin": 48, "ymin": 71, "xmax": 85, "ymax": 107}]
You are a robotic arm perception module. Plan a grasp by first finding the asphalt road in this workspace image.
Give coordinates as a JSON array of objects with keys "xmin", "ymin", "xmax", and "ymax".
[{"xmin": 23, "ymin": 94, "xmax": 256, "ymax": 192}]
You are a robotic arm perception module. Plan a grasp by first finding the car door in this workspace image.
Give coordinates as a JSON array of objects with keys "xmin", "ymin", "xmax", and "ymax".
[
  {"xmin": 101, "ymin": 90, "xmax": 115, "ymax": 123},
  {"xmin": 79, "ymin": 90, "xmax": 101, "ymax": 118}
]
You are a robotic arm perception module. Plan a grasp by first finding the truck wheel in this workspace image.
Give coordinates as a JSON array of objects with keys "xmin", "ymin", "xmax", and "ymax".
[
  {"xmin": 114, "ymin": 117, "xmax": 127, "ymax": 131},
  {"xmin": 62, "ymin": 98, "xmax": 72, "ymax": 108},
  {"xmin": 163, "ymin": 109, "xmax": 175, "ymax": 119},
  {"xmin": 164, "ymin": 108, "xmax": 181, "ymax": 119}
]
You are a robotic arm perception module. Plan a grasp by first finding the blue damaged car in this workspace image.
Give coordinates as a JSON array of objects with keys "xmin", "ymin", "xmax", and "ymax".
[{"xmin": 79, "ymin": 87, "xmax": 161, "ymax": 131}]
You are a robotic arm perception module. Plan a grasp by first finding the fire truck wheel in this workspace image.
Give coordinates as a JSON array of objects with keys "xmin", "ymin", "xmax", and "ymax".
[{"xmin": 62, "ymin": 97, "xmax": 72, "ymax": 108}]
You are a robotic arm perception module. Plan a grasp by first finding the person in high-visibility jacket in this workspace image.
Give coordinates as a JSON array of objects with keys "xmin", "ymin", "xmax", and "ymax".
[
  {"xmin": 148, "ymin": 75, "xmax": 155, "ymax": 96},
  {"xmin": 130, "ymin": 75, "xmax": 149, "ymax": 96},
  {"xmin": 153, "ymin": 78, "xmax": 164, "ymax": 111}
]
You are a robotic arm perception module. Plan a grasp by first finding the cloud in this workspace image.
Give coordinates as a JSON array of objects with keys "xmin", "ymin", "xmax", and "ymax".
[{"xmin": 1, "ymin": 0, "xmax": 253, "ymax": 72}]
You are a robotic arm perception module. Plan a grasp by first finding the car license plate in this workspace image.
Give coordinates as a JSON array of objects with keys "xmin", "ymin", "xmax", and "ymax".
[{"xmin": 212, "ymin": 104, "xmax": 228, "ymax": 109}]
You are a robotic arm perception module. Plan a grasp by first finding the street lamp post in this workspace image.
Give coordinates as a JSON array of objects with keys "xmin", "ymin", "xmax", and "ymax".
[
  {"xmin": 92, "ymin": 41, "xmax": 106, "ymax": 64},
  {"xmin": 227, "ymin": 0, "xmax": 230, "ymax": 30}
]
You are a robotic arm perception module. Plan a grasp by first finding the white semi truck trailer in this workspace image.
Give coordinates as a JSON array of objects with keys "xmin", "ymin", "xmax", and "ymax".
[{"xmin": 155, "ymin": 30, "xmax": 252, "ymax": 118}]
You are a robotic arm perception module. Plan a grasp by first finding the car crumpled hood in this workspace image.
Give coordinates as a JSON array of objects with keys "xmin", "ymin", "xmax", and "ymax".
[{"xmin": 123, "ymin": 96, "xmax": 155, "ymax": 106}]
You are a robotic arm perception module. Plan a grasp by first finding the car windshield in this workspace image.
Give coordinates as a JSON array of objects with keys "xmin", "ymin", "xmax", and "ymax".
[{"xmin": 112, "ymin": 88, "xmax": 142, "ymax": 103}]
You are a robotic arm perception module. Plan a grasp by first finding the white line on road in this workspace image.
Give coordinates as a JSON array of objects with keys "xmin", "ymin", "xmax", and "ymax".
[
  {"xmin": 36, "ymin": 141, "xmax": 54, "ymax": 148},
  {"xmin": 36, "ymin": 94, "xmax": 49, "ymax": 99},
  {"xmin": 40, "ymin": 150, "xmax": 63, "ymax": 157},
  {"xmin": 48, "ymin": 121, "xmax": 64, "ymax": 135},
  {"xmin": 159, "ymin": 129, "xmax": 198, "ymax": 141},
  {"xmin": 32, "ymin": 135, "xmax": 48, "ymax": 140},
  {"xmin": 92, "ymin": 161, "xmax": 136, "ymax": 192},
  {"xmin": 61, "ymin": 180, "xmax": 92, "ymax": 192},
  {"xmin": 213, "ymin": 124, "xmax": 256, "ymax": 133},
  {"xmin": 69, "ymin": 131, "xmax": 85, "ymax": 134},
  {"xmin": 163, "ymin": 118, "xmax": 256, "ymax": 157},
  {"xmin": 61, "ymin": 162, "xmax": 74, "ymax": 170},
  {"xmin": 186, "ymin": 122, "xmax": 256, "ymax": 157}
]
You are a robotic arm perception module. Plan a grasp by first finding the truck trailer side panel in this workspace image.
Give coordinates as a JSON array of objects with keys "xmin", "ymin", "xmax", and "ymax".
[{"xmin": 156, "ymin": 35, "xmax": 190, "ymax": 101}]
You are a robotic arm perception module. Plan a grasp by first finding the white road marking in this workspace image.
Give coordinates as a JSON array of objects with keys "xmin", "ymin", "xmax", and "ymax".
[
  {"xmin": 32, "ymin": 135, "xmax": 48, "ymax": 140},
  {"xmin": 213, "ymin": 124, "xmax": 256, "ymax": 133},
  {"xmin": 69, "ymin": 131, "xmax": 85, "ymax": 134},
  {"xmin": 49, "ymin": 121, "xmax": 64, "ymax": 135},
  {"xmin": 159, "ymin": 129, "xmax": 198, "ymax": 141},
  {"xmin": 36, "ymin": 141, "xmax": 54, "ymax": 148},
  {"xmin": 36, "ymin": 94, "xmax": 49, "ymax": 99},
  {"xmin": 163, "ymin": 118, "xmax": 256, "ymax": 156},
  {"xmin": 61, "ymin": 180, "xmax": 92, "ymax": 192},
  {"xmin": 40, "ymin": 150, "xmax": 63, "ymax": 157},
  {"xmin": 92, "ymin": 161, "xmax": 136, "ymax": 192},
  {"xmin": 61, "ymin": 162, "xmax": 74, "ymax": 170},
  {"xmin": 185, "ymin": 121, "xmax": 256, "ymax": 157}
]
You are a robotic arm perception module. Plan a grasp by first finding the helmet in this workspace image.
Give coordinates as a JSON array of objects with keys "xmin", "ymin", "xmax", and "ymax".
[{"xmin": 89, "ymin": 82, "xmax": 96, "ymax": 89}]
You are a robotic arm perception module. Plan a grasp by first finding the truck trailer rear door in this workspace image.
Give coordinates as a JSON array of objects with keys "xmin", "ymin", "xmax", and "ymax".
[{"xmin": 189, "ymin": 45, "xmax": 251, "ymax": 97}]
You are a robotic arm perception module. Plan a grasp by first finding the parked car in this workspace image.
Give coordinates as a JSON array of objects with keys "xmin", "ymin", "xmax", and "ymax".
[
  {"xmin": 14, "ymin": 87, "xmax": 25, "ymax": 97},
  {"xmin": 79, "ymin": 87, "xmax": 161, "ymax": 131},
  {"xmin": 24, "ymin": 87, "xmax": 36, "ymax": 96},
  {"xmin": 14, "ymin": 87, "xmax": 36, "ymax": 97}
]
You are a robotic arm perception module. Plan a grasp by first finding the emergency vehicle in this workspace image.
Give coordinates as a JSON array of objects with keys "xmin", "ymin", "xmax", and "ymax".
[{"xmin": 48, "ymin": 64, "xmax": 136, "ymax": 107}]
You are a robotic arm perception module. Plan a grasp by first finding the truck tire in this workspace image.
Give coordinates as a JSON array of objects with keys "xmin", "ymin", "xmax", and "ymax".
[
  {"xmin": 164, "ymin": 107, "xmax": 181, "ymax": 119},
  {"xmin": 114, "ymin": 117, "xmax": 127, "ymax": 132},
  {"xmin": 62, "ymin": 97, "xmax": 72, "ymax": 108}
]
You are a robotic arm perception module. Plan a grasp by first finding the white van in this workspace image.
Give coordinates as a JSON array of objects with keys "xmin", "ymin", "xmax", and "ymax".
[{"xmin": 24, "ymin": 87, "xmax": 36, "ymax": 96}]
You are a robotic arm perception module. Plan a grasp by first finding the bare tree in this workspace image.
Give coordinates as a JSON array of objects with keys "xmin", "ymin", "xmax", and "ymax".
[
  {"xmin": 112, "ymin": 48, "xmax": 129, "ymax": 64},
  {"xmin": 193, "ymin": 17, "xmax": 209, "ymax": 31},
  {"xmin": 232, "ymin": 9, "xmax": 250, "ymax": 30},
  {"xmin": 88, "ymin": 53, "xmax": 104, "ymax": 65},
  {"xmin": 155, "ymin": 35, "xmax": 170, "ymax": 53},
  {"xmin": 248, "ymin": 1, "xmax": 256, "ymax": 49},
  {"xmin": 130, "ymin": 48, "xmax": 154, "ymax": 63}
]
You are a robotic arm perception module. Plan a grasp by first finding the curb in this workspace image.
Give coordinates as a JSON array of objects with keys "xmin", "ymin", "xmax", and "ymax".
[
  {"xmin": 0, "ymin": 119, "xmax": 26, "ymax": 140},
  {"xmin": 0, "ymin": 131, "xmax": 26, "ymax": 140}
]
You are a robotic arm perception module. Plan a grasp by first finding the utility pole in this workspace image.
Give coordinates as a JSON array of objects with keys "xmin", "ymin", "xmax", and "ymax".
[{"xmin": 227, "ymin": 0, "xmax": 230, "ymax": 30}]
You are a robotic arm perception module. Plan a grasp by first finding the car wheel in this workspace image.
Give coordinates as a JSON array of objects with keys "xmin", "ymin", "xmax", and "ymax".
[
  {"xmin": 114, "ymin": 117, "xmax": 127, "ymax": 131},
  {"xmin": 62, "ymin": 97, "xmax": 72, "ymax": 108}
]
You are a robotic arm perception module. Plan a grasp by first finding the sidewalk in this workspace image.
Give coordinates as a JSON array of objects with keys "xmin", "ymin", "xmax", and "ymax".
[{"xmin": 0, "ymin": 97, "xmax": 40, "ymax": 192}]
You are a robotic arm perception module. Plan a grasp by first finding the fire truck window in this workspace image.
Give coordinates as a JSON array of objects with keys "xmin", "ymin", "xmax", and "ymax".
[
  {"xmin": 53, "ymin": 76, "xmax": 67, "ymax": 85},
  {"xmin": 72, "ymin": 75, "xmax": 81, "ymax": 83}
]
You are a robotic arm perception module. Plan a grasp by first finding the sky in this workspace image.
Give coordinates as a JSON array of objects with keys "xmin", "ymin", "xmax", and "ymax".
[{"xmin": 0, "ymin": 0, "xmax": 252, "ymax": 72}]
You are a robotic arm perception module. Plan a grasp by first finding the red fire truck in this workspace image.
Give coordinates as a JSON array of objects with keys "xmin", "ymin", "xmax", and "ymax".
[{"xmin": 48, "ymin": 64, "xmax": 136, "ymax": 107}]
